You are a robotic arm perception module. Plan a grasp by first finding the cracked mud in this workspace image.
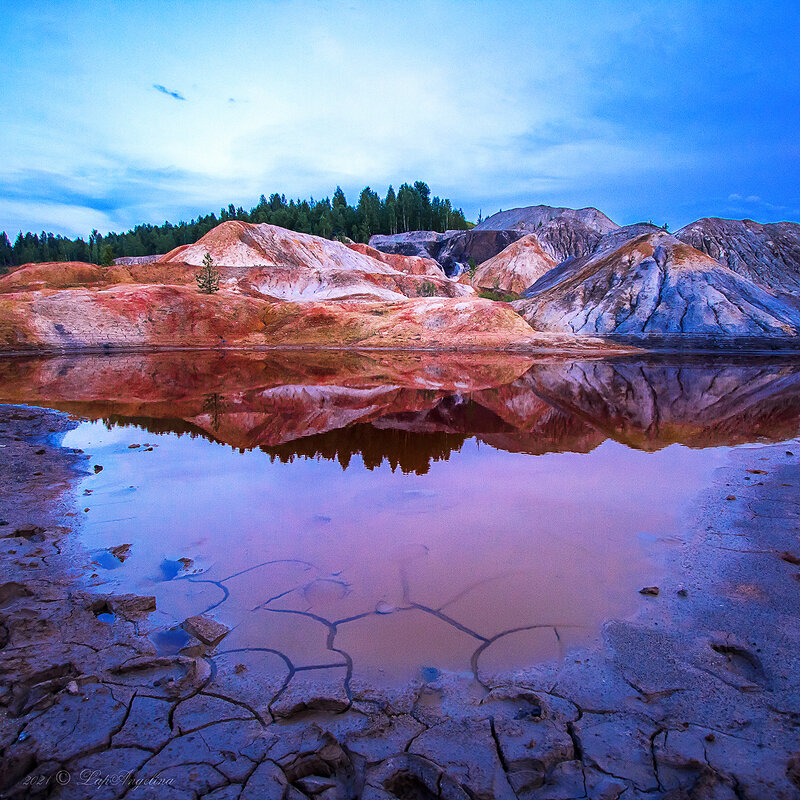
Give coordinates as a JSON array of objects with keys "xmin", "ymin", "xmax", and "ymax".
[{"xmin": 1, "ymin": 351, "xmax": 799, "ymax": 799}]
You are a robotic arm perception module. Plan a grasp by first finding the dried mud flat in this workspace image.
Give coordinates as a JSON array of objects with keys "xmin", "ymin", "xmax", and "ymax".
[{"xmin": 0, "ymin": 405, "xmax": 799, "ymax": 800}]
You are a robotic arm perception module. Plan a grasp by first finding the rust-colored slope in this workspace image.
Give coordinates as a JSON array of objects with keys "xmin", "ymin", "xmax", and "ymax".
[
  {"xmin": 472, "ymin": 234, "xmax": 557, "ymax": 294},
  {"xmin": 345, "ymin": 242, "xmax": 445, "ymax": 277},
  {"xmin": 0, "ymin": 262, "xmax": 107, "ymax": 293},
  {"xmin": 0, "ymin": 285, "xmax": 594, "ymax": 353}
]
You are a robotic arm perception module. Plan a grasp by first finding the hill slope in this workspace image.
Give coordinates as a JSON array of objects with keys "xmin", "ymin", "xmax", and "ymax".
[
  {"xmin": 470, "ymin": 235, "xmax": 557, "ymax": 294},
  {"xmin": 513, "ymin": 231, "xmax": 800, "ymax": 341},
  {"xmin": 676, "ymin": 217, "xmax": 800, "ymax": 295}
]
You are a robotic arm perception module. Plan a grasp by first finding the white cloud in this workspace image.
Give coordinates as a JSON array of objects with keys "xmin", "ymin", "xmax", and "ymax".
[{"xmin": 1, "ymin": 0, "xmax": 797, "ymax": 233}]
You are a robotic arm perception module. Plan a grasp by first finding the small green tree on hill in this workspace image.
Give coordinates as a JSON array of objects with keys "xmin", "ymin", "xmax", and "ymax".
[
  {"xmin": 420, "ymin": 280, "xmax": 437, "ymax": 297},
  {"xmin": 467, "ymin": 257, "xmax": 477, "ymax": 280},
  {"xmin": 196, "ymin": 252, "xmax": 220, "ymax": 294}
]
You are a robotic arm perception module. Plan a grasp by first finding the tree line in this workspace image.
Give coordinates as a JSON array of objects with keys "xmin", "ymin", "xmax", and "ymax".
[{"xmin": 0, "ymin": 181, "xmax": 470, "ymax": 273}]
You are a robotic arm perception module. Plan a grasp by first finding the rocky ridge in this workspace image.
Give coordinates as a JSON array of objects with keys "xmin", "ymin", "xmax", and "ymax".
[
  {"xmin": 513, "ymin": 231, "xmax": 800, "ymax": 343},
  {"xmin": 3, "ymin": 285, "xmax": 605, "ymax": 353},
  {"xmin": 369, "ymin": 207, "xmax": 800, "ymax": 331},
  {"xmin": 2, "ymin": 206, "xmax": 800, "ymax": 353},
  {"xmin": 0, "ymin": 220, "xmax": 637, "ymax": 356},
  {"xmin": 470, "ymin": 235, "xmax": 558, "ymax": 294},
  {"xmin": 676, "ymin": 217, "xmax": 800, "ymax": 296}
]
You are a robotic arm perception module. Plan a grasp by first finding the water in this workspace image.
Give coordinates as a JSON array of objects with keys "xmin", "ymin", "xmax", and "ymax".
[{"xmin": 2, "ymin": 350, "xmax": 799, "ymax": 685}]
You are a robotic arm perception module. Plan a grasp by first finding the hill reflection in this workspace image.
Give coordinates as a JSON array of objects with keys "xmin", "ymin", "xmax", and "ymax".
[{"xmin": 1, "ymin": 349, "xmax": 799, "ymax": 471}]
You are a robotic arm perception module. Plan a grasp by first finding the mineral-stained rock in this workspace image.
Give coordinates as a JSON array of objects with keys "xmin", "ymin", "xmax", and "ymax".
[
  {"xmin": 434, "ymin": 229, "xmax": 527, "ymax": 275},
  {"xmin": 371, "ymin": 208, "xmax": 630, "ymax": 276},
  {"xmin": 1, "ymin": 222, "xmax": 473, "ymax": 304},
  {"xmin": 593, "ymin": 222, "xmax": 665, "ymax": 256},
  {"xmin": 470, "ymin": 234, "xmax": 558, "ymax": 294},
  {"xmin": 345, "ymin": 242, "xmax": 445, "ymax": 276},
  {"xmin": 534, "ymin": 216, "xmax": 606, "ymax": 263},
  {"xmin": 181, "ymin": 613, "xmax": 229, "ymax": 646},
  {"xmin": 1, "ymin": 284, "xmax": 618, "ymax": 354},
  {"xmin": 368, "ymin": 230, "xmax": 454, "ymax": 261},
  {"xmin": 473, "ymin": 205, "xmax": 619, "ymax": 265},
  {"xmin": 513, "ymin": 231, "xmax": 800, "ymax": 342},
  {"xmin": 473, "ymin": 204, "xmax": 619, "ymax": 237},
  {"xmin": 0, "ymin": 262, "xmax": 107, "ymax": 293},
  {"xmin": 158, "ymin": 220, "xmax": 471, "ymax": 301},
  {"xmin": 676, "ymin": 217, "xmax": 800, "ymax": 295},
  {"xmin": 113, "ymin": 254, "xmax": 163, "ymax": 266}
]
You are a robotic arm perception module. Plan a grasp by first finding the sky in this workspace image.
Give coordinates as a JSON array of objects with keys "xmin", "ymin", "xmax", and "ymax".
[{"xmin": 2, "ymin": 0, "xmax": 799, "ymax": 238}]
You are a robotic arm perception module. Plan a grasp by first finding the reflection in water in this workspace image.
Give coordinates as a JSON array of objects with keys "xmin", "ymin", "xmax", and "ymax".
[
  {"xmin": 2, "ymin": 350, "xmax": 799, "ymax": 464},
  {"xmin": 2, "ymin": 350, "xmax": 800, "ymax": 685}
]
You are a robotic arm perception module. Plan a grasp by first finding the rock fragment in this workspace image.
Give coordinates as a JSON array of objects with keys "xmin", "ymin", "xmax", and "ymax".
[{"xmin": 182, "ymin": 614, "xmax": 229, "ymax": 646}]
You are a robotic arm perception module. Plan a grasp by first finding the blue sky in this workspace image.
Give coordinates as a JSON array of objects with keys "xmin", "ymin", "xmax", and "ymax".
[{"xmin": 2, "ymin": 0, "xmax": 799, "ymax": 237}]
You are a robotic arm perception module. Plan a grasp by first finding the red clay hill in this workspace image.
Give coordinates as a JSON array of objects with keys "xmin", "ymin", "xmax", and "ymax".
[{"xmin": 0, "ymin": 221, "xmax": 621, "ymax": 354}]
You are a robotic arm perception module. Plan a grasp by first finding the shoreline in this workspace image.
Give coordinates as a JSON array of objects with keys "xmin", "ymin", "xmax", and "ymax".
[
  {"xmin": 1, "ymin": 405, "xmax": 799, "ymax": 798},
  {"xmin": 4, "ymin": 341, "xmax": 800, "ymax": 359}
]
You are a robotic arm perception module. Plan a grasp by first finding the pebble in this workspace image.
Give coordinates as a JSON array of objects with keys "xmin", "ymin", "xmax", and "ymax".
[
  {"xmin": 93, "ymin": 465, "xmax": 103, "ymax": 473},
  {"xmin": 726, "ymin": 495, "xmax": 736, "ymax": 501},
  {"xmin": 66, "ymin": 680, "xmax": 79, "ymax": 695},
  {"xmin": 677, "ymin": 588, "xmax": 689, "ymax": 597},
  {"xmin": 639, "ymin": 586, "xmax": 660, "ymax": 596}
]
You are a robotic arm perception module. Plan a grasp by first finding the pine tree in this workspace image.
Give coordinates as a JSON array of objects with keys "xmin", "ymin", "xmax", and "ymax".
[{"xmin": 196, "ymin": 252, "xmax": 220, "ymax": 293}]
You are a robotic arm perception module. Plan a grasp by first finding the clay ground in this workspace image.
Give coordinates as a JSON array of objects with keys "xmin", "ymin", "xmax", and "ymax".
[{"xmin": 0, "ymin": 405, "xmax": 799, "ymax": 799}]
